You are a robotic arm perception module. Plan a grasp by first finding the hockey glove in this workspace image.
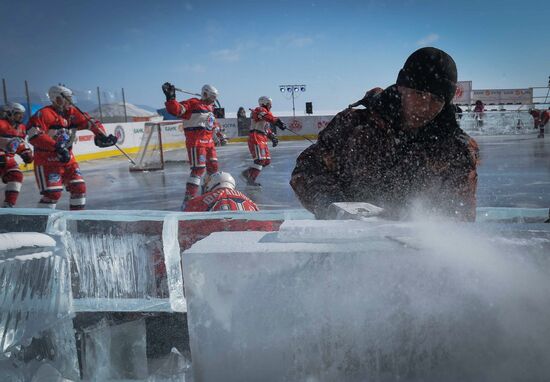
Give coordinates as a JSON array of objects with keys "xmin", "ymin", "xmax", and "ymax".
[
  {"xmin": 274, "ymin": 119, "xmax": 287, "ymax": 130},
  {"xmin": 5, "ymin": 137, "xmax": 22, "ymax": 154},
  {"xmin": 162, "ymin": 82, "xmax": 176, "ymax": 101},
  {"xmin": 56, "ymin": 146, "xmax": 71, "ymax": 163},
  {"xmin": 94, "ymin": 134, "xmax": 118, "ymax": 148},
  {"xmin": 269, "ymin": 134, "xmax": 279, "ymax": 147},
  {"xmin": 55, "ymin": 132, "xmax": 70, "ymax": 149},
  {"xmin": 20, "ymin": 149, "xmax": 34, "ymax": 164},
  {"xmin": 55, "ymin": 132, "xmax": 71, "ymax": 163},
  {"xmin": 220, "ymin": 138, "xmax": 228, "ymax": 146}
]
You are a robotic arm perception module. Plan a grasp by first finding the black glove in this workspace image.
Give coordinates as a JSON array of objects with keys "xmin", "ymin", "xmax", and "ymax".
[
  {"xmin": 269, "ymin": 134, "xmax": 279, "ymax": 147},
  {"xmin": 20, "ymin": 150, "xmax": 34, "ymax": 164},
  {"xmin": 162, "ymin": 82, "xmax": 176, "ymax": 101},
  {"xmin": 0, "ymin": 155, "xmax": 5, "ymax": 168},
  {"xmin": 220, "ymin": 138, "xmax": 228, "ymax": 146},
  {"xmin": 274, "ymin": 119, "xmax": 287, "ymax": 130},
  {"xmin": 94, "ymin": 134, "xmax": 118, "ymax": 148},
  {"xmin": 56, "ymin": 146, "xmax": 71, "ymax": 163}
]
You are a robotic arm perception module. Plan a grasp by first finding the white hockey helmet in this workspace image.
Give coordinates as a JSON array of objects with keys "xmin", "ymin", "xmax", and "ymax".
[
  {"xmin": 204, "ymin": 171, "xmax": 236, "ymax": 192},
  {"xmin": 48, "ymin": 85, "xmax": 73, "ymax": 105},
  {"xmin": 201, "ymin": 84, "xmax": 218, "ymax": 103},
  {"xmin": 3, "ymin": 102, "xmax": 26, "ymax": 115},
  {"xmin": 258, "ymin": 96, "xmax": 272, "ymax": 109}
]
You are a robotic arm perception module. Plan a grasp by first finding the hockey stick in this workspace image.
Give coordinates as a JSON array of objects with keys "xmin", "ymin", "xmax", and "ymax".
[
  {"xmin": 61, "ymin": 94, "xmax": 137, "ymax": 165},
  {"xmin": 285, "ymin": 126, "xmax": 315, "ymax": 144},
  {"xmin": 248, "ymin": 108, "xmax": 315, "ymax": 144},
  {"xmin": 174, "ymin": 87, "xmax": 222, "ymax": 109}
]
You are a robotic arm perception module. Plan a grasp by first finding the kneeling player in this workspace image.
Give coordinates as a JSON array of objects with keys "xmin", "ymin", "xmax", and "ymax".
[
  {"xmin": 183, "ymin": 171, "xmax": 258, "ymax": 212},
  {"xmin": 178, "ymin": 171, "xmax": 279, "ymax": 251}
]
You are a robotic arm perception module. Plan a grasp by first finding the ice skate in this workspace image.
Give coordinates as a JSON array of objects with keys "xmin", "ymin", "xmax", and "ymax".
[{"xmin": 241, "ymin": 169, "xmax": 262, "ymax": 187}]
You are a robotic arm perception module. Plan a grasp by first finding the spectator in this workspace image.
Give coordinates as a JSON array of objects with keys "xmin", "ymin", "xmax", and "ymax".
[
  {"xmin": 529, "ymin": 108, "xmax": 549, "ymax": 138},
  {"xmin": 454, "ymin": 104, "xmax": 464, "ymax": 120},
  {"xmin": 473, "ymin": 100, "xmax": 484, "ymax": 128}
]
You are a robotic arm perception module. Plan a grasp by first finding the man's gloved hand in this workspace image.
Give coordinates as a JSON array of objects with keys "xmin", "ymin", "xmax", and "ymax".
[
  {"xmin": 20, "ymin": 149, "xmax": 33, "ymax": 164},
  {"xmin": 94, "ymin": 134, "xmax": 118, "ymax": 148},
  {"xmin": 220, "ymin": 138, "xmax": 228, "ymax": 146},
  {"xmin": 162, "ymin": 82, "xmax": 176, "ymax": 101},
  {"xmin": 269, "ymin": 134, "xmax": 279, "ymax": 147},
  {"xmin": 55, "ymin": 132, "xmax": 70, "ymax": 150},
  {"xmin": 56, "ymin": 146, "xmax": 71, "ymax": 163},
  {"xmin": 274, "ymin": 119, "xmax": 287, "ymax": 130},
  {"xmin": 5, "ymin": 137, "xmax": 22, "ymax": 154},
  {"xmin": 55, "ymin": 132, "xmax": 71, "ymax": 163}
]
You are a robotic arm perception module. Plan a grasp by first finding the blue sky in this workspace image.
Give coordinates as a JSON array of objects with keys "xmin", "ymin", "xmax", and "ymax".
[{"xmin": 1, "ymin": 0, "xmax": 549, "ymax": 115}]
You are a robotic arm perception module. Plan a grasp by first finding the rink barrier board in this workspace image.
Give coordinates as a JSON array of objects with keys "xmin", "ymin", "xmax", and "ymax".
[
  {"xmin": 18, "ymin": 140, "xmax": 186, "ymax": 172},
  {"xmin": 16, "ymin": 110, "xmax": 538, "ymax": 171}
]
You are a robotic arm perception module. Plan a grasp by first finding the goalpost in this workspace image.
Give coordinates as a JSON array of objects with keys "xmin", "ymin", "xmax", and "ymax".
[{"xmin": 129, "ymin": 120, "xmax": 187, "ymax": 171}]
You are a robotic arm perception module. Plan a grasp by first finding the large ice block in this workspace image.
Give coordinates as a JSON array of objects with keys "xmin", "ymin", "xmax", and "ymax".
[
  {"xmin": 183, "ymin": 219, "xmax": 550, "ymax": 382},
  {"xmin": 0, "ymin": 232, "xmax": 79, "ymax": 381},
  {"xmin": 0, "ymin": 232, "xmax": 73, "ymax": 355},
  {"xmin": 80, "ymin": 318, "xmax": 148, "ymax": 380}
]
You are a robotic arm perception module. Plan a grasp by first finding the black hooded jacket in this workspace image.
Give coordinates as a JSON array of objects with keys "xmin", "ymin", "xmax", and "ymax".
[{"xmin": 290, "ymin": 85, "xmax": 479, "ymax": 221}]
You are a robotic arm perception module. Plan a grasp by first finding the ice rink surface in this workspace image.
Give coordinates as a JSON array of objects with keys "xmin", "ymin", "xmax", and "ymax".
[{"xmin": 13, "ymin": 134, "xmax": 550, "ymax": 211}]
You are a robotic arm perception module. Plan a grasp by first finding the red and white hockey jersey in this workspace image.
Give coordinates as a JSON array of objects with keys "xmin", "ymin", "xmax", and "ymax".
[
  {"xmin": 27, "ymin": 105, "xmax": 105, "ymax": 166},
  {"xmin": 165, "ymin": 98, "xmax": 217, "ymax": 147},
  {"xmin": 0, "ymin": 119, "xmax": 32, "ymax": 161},
  {"xmin": 184, "ymin": 187, "xmax": 259, "ymax": 212}
]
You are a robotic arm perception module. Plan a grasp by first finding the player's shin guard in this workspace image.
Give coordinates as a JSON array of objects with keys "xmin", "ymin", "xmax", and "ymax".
[
  {"xmin": 3, "ymin": 171, "xmax": 23, "ymax": 207},
  {"xmin": 206, "ymin": 159, "xmax": 219, "ymax": 175},
  {"xmin": 185, "ymin": 168, "xmax": 205, "ymax": 200},
  {"xmin": 249, "ymin": 162, "xmax": 263, "ymax": 181},
  {"xmin": 68, "ymin": 180, "xmax": 86, "ymax": 210},
  {"xmin": 70, "ymin": 194, "xmax": 86, "ymax": 210},
  {"xmin": 38, "ymin": 192, "xmax": 62, "ymax": 209}
]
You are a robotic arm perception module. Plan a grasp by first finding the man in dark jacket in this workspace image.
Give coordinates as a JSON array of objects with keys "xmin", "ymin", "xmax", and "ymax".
[{"xmin": 290, "ymin": 47, "xmax": 479, "ymax": 221}]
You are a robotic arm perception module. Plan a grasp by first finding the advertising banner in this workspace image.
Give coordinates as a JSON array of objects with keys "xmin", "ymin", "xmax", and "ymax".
[
  {"xmin": 472, "ymin": 88, "xmax": 533, "ymax": 105},
  {"xmin": 453, "ymin": 81, "xmax": 472, "ymax": 105}
]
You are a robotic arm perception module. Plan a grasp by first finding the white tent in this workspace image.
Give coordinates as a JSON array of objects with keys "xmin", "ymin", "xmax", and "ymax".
[{"xmin": 89, "ymin": 102, "xmax": 159, "ymax": 119}]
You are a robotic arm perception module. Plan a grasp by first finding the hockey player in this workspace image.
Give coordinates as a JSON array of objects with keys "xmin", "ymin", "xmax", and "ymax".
[
  {"xmin": 183, "ymin": 171, "xmax": 258, "ymax": 212},
  {"xmin": 27, "ymin": 85, "xmax": 118, "ymax": 210},
  {"xmin": 0, "ymin": 102, "xmax": 33, "ymax": 207},
  {"xmin": 162, "ymin": 82, "xmax": 221, "ymax": 204},
  {"xmin": 178, "ymin": 171, "xmax": 279, "ymax": 250},
  {"xmin": 529, "ymin": 108, "xmax": 549, "ymax": 138},
  {"xmin": 241, "ymin": 96, "xmax": 286, "ymax": 186}
]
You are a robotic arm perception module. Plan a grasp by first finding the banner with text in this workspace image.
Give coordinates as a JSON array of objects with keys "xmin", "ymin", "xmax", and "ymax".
[
  {"xmin": 472, "ymin": 88, "xmax": 533, "ymax": 105},
  {"xmin": 453, "ymin": 81, "xmax": 472, "ymax": 105}
]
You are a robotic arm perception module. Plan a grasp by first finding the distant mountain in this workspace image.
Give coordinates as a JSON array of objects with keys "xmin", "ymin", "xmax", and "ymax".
[
  {"xmin": 88, "ymin": 102, "xmax": 158, "ymax": 118},
  {"xmin": 135, "ymin": 104, "xmax": 161, "ymax": 113}
]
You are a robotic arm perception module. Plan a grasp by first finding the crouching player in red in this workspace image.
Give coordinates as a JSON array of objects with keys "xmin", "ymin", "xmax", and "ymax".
[
  {"xmin": 27, "ymin": 85, "xmax": 117, "ymax": 210},
  {"xmin": 0, "ymin": 103, "xmax": 33, "ymax": 207},
  {"xmin": 178, "ymin": 171, "xmax": 280, "ymax": 251},
  {"xmin": 183, "ymin": 171, "xmax": 258, "ymax": 212},
  {"xmin": 241, "ymin": 96, "xmax": 286, "ymax": 187},
  {"xmin": 162, "ymin": 82, "xmax": 221, "ymax": 205}
]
